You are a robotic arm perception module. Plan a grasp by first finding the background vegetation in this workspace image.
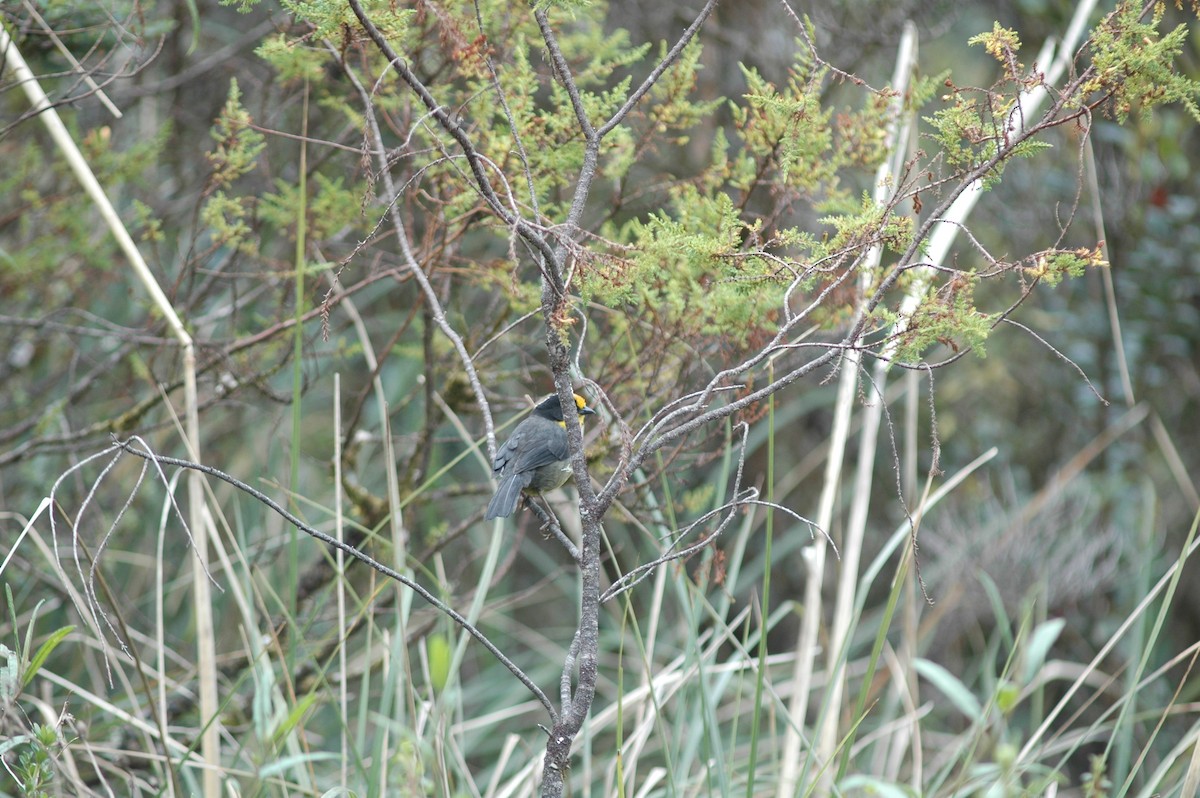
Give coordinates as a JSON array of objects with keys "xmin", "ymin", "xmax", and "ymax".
[{"xmin": 1, "ymin": 0, "xmax": 1198, "ymax": 796}]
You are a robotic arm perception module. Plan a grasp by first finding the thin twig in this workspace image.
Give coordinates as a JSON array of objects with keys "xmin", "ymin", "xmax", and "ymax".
[{"xmin": 113, "ymin": 437, "xmax": 558, "ymax": 721}]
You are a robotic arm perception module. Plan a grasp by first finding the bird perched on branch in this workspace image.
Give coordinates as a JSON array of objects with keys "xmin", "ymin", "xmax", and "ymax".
[{"xmin": 485, "ymin": 392, "xmax": 597, "ymax": 520}]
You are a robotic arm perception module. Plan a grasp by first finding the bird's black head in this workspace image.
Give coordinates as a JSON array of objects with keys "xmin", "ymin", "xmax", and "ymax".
[{"xmin": 533, "ymin": 392, "xmax": 596, "ymax": 422}]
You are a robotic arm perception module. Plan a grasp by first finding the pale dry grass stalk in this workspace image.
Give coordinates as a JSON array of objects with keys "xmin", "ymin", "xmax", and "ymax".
[
  {"xmin": 0, "ymin": 26, "xmax": 216, "ymax": 798},
  {"xmin": 334, "ymin": 373, "xmax": 349, "ymax": 786},
  {"xmin": 778, "ymin": 21, "xmax": 920, "ymax": 796},
  {"xmin": 781, "ymin": 0, "xmax": 1104, "ymax": 790},
  {"xmin": 812, "ymin": 21, "xmax": 920, "ymax": 794}
]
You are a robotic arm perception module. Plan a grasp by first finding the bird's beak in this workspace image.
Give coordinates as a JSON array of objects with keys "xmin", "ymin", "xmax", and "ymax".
[{"xmin": 580, "ymin": 406, "xmax": 597, "ymax": 416}]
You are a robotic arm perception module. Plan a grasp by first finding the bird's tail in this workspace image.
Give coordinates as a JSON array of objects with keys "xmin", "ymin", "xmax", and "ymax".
[{"xmin": 485, "ymin": 474, "xmax": 528, "ymax": 520}]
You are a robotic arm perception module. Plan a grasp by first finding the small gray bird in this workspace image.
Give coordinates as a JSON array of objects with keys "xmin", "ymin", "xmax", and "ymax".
[{"xmin": 485, "ymin": 393, "xmax": 596, "ymax": 520}]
